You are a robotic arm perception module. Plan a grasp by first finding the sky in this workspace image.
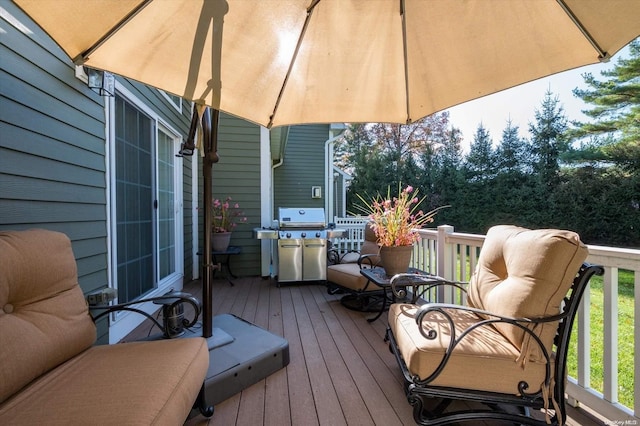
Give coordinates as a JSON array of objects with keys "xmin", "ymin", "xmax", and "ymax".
[{"xmin": 445, "ymin": 47, "xmax": 628, "ymax": 153}]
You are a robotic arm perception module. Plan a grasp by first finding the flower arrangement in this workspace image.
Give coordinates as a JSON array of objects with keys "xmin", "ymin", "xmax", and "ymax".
[
  {"xmin": 211, "ymin": 197, "xmax": 247, "ymax": 233},
  {"xmin": 354, "ymin": 184, "xmax": 445, "ymax": 247}
]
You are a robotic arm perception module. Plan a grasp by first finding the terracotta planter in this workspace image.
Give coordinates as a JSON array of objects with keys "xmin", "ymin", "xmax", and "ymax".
[
  {"xmin": 211, "ymin": 232, "xmax": 232, "ymax": 252},
  {"xmin": 379, "ymin": 245, "xmax": 413, "ymax": 276}
]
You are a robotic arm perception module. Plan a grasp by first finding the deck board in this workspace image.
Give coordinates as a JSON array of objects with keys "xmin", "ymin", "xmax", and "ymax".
[{"xmin": 123, "ymin": 276, "xmax": 604, "ymax": 426}]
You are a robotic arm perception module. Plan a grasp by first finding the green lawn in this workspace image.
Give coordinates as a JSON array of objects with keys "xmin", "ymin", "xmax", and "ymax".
[{"xmin": 567, "ymin": 269, "xmax": 635, "ymax": 410}]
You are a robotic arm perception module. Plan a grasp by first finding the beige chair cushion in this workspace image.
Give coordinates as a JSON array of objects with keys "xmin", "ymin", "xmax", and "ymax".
[
  {"xmin": 0, "ymin": 337, "xmax": 209, "ymax": 425},
  {"xmin": 327, "ymin": 263, "xmax": 383, "ymax": 292},
  {"xmin": 0, "ymin": 229, "xmax": 97, "ymax": 403},
  {"xmin": 327, "ymin": 222, "xmax": 382, "ymax": 291},
  {"xmin": 389, "ymin": 303, "xmax": 549, "ymax": 395},
  {"xmin": 466, "ymin": 225, "xmax": 587, "ymax": 361}
]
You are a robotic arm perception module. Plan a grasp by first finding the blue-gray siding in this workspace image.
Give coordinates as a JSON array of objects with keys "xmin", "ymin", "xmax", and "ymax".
[
  {"xmin": 274, "ymin": 124, "xmax": 329, "ymax": 213},
  {"xmin": 0, "ymin": 2, "xmax": 193, "ymax": 343}
]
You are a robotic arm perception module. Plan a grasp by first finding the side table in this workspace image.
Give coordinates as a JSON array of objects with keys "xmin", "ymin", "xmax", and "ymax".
[{"xmin": 212, "ymin": 246, "xmax": 242, "ymax": 286}]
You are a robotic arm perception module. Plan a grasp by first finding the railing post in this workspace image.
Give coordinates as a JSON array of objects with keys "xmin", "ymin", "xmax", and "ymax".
[{"xmin": 437, "ymin": 225, "xmax": 454, "ymax": 302}]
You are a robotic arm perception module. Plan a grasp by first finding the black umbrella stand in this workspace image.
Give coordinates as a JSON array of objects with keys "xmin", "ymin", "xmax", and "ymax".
[{"xmin": 179, "ymin": 106, "xmax": 289, "ymax": 407}]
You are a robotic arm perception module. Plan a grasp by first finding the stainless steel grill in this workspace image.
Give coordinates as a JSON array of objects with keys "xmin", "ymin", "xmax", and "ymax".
[{"xmin": 254, "ymin": 207, "xmax": 345, "ymax": 283}]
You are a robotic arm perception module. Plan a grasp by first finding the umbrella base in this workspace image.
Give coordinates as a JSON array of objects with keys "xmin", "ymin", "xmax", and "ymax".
[{"xmin": 181, "ymin": 314, "xmax": 290, "ymax": 406}]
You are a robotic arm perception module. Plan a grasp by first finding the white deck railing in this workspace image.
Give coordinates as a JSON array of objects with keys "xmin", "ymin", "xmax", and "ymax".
[{"xmin": 331, "ymin": 219, "xmax": 640, "ymax": 423}]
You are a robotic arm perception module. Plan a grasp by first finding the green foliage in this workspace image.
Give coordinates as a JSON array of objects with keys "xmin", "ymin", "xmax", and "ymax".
[
  {"xmin": 464, "ymin": 124, "xmax": 496, "ymax": 181},
  {"xmin": 570, "ymin": 39, "xmax": 640, "ymax": 171},
  {"xmin": 529, "ymin": 90, "xmax": 569, "ymax": 190}
]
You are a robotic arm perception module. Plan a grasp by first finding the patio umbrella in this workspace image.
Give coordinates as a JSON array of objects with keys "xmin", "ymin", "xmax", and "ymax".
[
  {"xmin": 13, "ymin": 0, "xmax": 640, "ymax": 337},
  {"xmin": 13, "ymin": 0, "xmax": 640, "ymax": 128}
]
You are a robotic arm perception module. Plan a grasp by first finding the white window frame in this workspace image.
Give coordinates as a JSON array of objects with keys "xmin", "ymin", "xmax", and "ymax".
[
  {"xmin": 159, "ymin": 89, "xmax": 183, "ymax": 113},
  {"xmin": 105, "ymin": 82, "xmax": 184, "ymax": 344}
]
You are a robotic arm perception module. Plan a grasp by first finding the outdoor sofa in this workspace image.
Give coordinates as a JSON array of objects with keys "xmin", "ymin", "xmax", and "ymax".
[{"xmin": 0, "ymin": 229, "xmax": 211, "ymax": 425}]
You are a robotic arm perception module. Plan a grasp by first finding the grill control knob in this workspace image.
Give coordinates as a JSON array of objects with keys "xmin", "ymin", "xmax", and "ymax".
[
  {"xmin": 286, "ymin": 232, "xmax": 291, "ymax": 238},
  {"xmin": 315, "ymin": 232, "xmax": 321, "ymax": 238},
  {"xmin": 301, "ymin": 232, "xmax": 306, "ymax": 238}
]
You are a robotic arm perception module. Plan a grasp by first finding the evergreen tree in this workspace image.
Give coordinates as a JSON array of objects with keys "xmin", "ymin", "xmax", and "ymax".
[
  {"xmin": 528, "ymin": 90, "xmax": 568, "ymax": 190},
  {"xmin": 495, "ymin": 119, "xmax": 530, "ymax": 174},
  {"xmin": 571, "ymin": 38, "xmax": 640, "ymax": 171},
  {"xmin": 464, "ymin": 123, "xmax": 495, "ymax": 181},
  {"xmin": 431, "ymin": 127, "xmax": 465, "ymax": 224}
]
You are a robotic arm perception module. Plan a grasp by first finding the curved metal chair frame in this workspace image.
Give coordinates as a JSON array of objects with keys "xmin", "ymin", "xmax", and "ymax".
[
  {"xmin": 385, "ymin": 263, "xmax": 603, "ymax": 426},
  {"xmin": 91, "ymin": 292, "xmax": 214, "ymax": 418}
]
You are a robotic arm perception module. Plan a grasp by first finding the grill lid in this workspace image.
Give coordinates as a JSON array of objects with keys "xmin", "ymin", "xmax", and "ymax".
[{"xmin": 278, "ymin": 207, "xmax": 326, "ymax": 229}]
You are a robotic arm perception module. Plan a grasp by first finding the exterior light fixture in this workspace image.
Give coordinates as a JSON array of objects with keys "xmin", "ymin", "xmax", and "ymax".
[{"xmin": 86, "ymin": 67, "xmax": 115, "ymax": 97}]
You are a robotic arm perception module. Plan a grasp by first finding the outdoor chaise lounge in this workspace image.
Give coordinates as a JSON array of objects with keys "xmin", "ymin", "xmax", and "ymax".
[
  {"xmin": 386, "ymin": 225, "xmax": 603, "ymax": 426},
  {"xmin": 0, "ymin": 229, "xmax": 213, "ymax": 424}
]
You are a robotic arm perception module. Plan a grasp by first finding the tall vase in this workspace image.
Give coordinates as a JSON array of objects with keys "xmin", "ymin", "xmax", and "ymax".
[
  {"xmin": 211, "ymin": 232, "xmax": 232, "ymax": 252},
  {"xmin": 379, "ymin": 245, "xmax": 413, "ymax": 276}
]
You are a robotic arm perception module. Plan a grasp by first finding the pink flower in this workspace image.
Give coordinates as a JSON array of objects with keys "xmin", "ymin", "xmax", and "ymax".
[
  {"xmin": 211, "ymin": 197, "xmax": 247, "ymax": 233},
  {"xmin": 353, "ymin": 184, "xmax": 446, "ymax": 247}
]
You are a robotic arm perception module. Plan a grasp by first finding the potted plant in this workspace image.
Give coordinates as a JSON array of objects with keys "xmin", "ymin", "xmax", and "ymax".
[
  {"xmin": 354, "ymin": 184, "xmax": 446, "ymax": 275},
  {"xmin": 211, "ymin": 197, "xmax": 247, "ymax": 252}
]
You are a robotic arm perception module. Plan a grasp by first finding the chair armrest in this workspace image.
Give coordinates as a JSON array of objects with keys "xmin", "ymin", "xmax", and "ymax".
[
  {"xmin": 412, "ymin": 302, "xmax": 558, "ymax": 388},
  {"xmin": 327, "ymin": 248, "xmax": 341, "ymax": 265},
  {"xmin": 91, "ymin": 292, "xmax": 202, "ymax": 338},
  {"xmin": 390, "ymin": 273, "xmax": 468, "ymax": 300},
  {"xmin": 357, "ymin": 253, "xmax": 380, "ymax": 269}
]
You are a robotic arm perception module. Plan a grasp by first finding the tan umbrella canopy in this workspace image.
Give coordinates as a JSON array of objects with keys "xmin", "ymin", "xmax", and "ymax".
[
  {"xmin": 13, "ymin": 0, "xmax": 640, "ymax": 128},
  {"xmin": 13, "ymin": 0, "xmax": 640, "ymax": 338}
]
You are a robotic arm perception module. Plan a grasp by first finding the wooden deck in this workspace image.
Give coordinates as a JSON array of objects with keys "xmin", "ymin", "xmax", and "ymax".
[{"xmin": 123, "ymin": 276, "xmax": 606, "ymax": 426}]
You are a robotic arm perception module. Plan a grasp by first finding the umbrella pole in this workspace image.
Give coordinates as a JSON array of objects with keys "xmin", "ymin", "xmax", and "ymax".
[{"xmin": 202, "ymin": 108, "xmax": 220, "ymax": 338}]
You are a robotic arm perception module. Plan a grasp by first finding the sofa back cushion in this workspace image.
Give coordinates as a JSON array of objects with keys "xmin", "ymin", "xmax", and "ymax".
[
  {"xmin": 466, "ymin": 225, "xmax": 587, "ymax": 361},
  {"xmin": 0, "ymin": 229, "xmax": 96, "ymax": 403}
]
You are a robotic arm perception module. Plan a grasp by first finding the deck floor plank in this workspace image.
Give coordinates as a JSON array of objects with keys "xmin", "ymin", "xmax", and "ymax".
[
  {"xmin": 290, "ymin": 286, "xmax": 348, "ymax": 425},
  {"xmin": 302, "ymin": 285, "xmax": 374, "ymax": 425},
  {"xmin": 279, "ymin": 286, "xmax": 319, "ymax": 426},
  {"xmin": 122, "ymin": 277, "xmax": 604, "ymax": 426},
  {"xmin": 314, "ymin": 286, "xmax": 415, "ymax": 425}
]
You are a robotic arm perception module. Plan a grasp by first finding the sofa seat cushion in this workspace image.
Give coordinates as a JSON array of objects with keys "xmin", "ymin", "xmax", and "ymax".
[
  {"xmin": 327, "ymin": 263, "xmax": 383, "ymax": 292},
  {"xmin": 388, "ymin": 303, "xmax": 549, "ymax": 395},
  {"xmin": 0, "ymin": 337, "xmax": 209, "ymax": 425}
]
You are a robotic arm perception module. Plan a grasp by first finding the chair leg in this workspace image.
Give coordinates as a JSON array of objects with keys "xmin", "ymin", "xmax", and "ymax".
[{"xmin": 194, "ymin": 383, "xmax": 214, "ymax": 418}]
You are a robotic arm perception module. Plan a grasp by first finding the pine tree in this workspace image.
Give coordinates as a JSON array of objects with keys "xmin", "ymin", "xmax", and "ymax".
[
  {"xmin": 529, "ymin": 90, "xmax": 568, "ymax": 189},
  {"xmin": 571, "ymin": 38, "xmax": 640, "ymax": 171},
  {"xmin": 464, "ymin": 123, "xmax": 495, "ymax": 181},
  {"xmin": 495, "ymin": 119, "xmax": 530, "ymax": 174}
]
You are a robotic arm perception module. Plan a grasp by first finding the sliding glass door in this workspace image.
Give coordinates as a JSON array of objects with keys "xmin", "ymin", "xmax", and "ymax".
[{"xmin": 113, "ymin": 96, "xmax": 182, "ymax": 304}]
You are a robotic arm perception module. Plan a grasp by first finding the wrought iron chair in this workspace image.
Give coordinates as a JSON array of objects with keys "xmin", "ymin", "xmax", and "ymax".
[
  {"xmin": 385, "ymin": 225, "xmax": 603, "ymax": 426},
  {"xmin": 326, "ymin": 222, "xmax": 386, "ymax": 310}
]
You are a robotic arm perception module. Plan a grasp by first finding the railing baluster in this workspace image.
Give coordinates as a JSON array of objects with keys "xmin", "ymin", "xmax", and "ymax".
[
  {"xmin": 577, "ymin": 282, "xmax": 591, "ymax": 389},
  {"xmin": 603, "ymin": 267, "xmax": 619, "ymax": 404},
  {"xmin": 635, "ymin": 270, "xmax": 640, "ymax": 416}
]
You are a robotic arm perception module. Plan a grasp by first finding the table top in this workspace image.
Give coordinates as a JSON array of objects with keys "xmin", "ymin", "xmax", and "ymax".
[
  {"xmin": 360, "ymin": 267, "xmax": 441, "ymax": 287},
  {"xmin": 212, "ymin": 245, "xmax": 242, "ymax": 255}
]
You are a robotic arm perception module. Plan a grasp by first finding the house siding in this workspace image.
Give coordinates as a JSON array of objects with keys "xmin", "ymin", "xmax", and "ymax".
[
  {"xmin": 197, "ymin": 113, "xmax": 263, "ymax": 277},
  {"xmin": 0, "ymin": 2, "xmax": 194, "ymax": 343},
  {"xmin": 274, "ymin": 124, "xmax": 329, "ymax": 212},
  {"xmin": 1, "ymin": 3, "xmax": 110, "ymax": 339}
]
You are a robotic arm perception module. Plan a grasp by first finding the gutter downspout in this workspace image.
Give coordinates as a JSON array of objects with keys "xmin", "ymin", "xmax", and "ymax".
[
  {"xmin": 325, "ymin": 125, "xmax": 346, "ymax": 223},
  {"xmin": 267, "ymin": 127, "xmax": 289, "ymax": 278}
]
